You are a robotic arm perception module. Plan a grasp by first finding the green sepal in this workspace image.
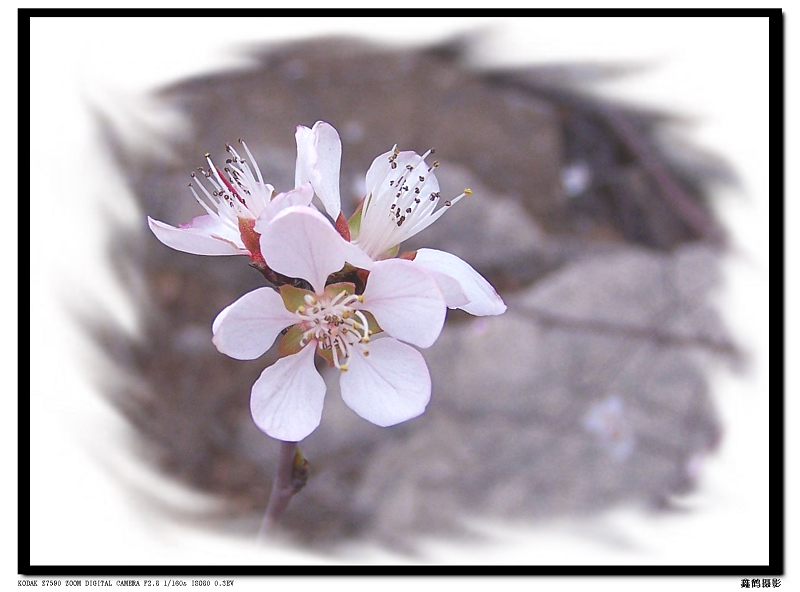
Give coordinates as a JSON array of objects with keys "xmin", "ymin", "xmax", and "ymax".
[
  {"xmin": 321, "ymin": 282, "xmax": 355, "ymax": 301},
  {"xmin": 360, "ymin": 309, "xmax": 383, "ymax": 336},
  {"xmin": 316, "ymin": 345, "xmax": 335, "ymax": 367},
  {"xmin": 278, "ymin": 324, "xmax": 306, "ymax": 357},
  {"xmin": 380, "ymin": 244, "xmax": 400, "ymax": 259},
  {"xmin": 279, "ymin": 284, "xmax": 315, "ymax": 313},
  {"xmin": 347, "ymin": 199, "xmax": 364, "ymax": 238}
]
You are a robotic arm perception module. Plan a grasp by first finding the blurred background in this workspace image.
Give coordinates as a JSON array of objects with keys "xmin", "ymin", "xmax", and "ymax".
[{"xmin": 26, "ymin": 14, "xmax": 774, "ymax": 574}]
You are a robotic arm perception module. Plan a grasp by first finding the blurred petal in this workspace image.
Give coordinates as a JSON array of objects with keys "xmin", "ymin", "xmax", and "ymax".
[
  {"xmin": 250, "ymin": 344, "xmax": 326, "ymax": 441},
  {"xmin": 212, "ymin": 287, "xmax": 297, "ymax": 360},
  {"xmin": 148, "ymin": 216, "xmax": 243, "ymax": 256},
  {"xmin": 340, "ymin": 338, "xmax": 431, "ymax": 427},
  {"xmin": 414, "ymin": 248, "xmax": 507, "ymax": 316},
  {"xmin": 259, "ymin": 206, "xmax": 348, "ymax": 293},
  {"xmin": 583, "ymin": 395, "xmax": 635, "ymax": 462},
  {"xmin": 359, "ymin": 258, "xmax": 446, "ymax": 348}
]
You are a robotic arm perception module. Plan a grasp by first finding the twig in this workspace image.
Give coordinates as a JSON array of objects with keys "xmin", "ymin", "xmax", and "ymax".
[
  {"xmin": 249, "ymin": 260, "xmax": 313, "ymax": 291},
  {"xmin": 485, "ymin": 72, "xmax": 724, "ymax": 245},
  {"xmin": 257, "ymin": 441, "xmax": 310, "ymax": 542},
  {"xmin": 598, "ymin": 106, "xmax": 724, "ymax": 245}
]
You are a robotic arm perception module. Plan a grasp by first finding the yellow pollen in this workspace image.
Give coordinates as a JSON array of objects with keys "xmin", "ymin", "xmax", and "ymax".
[
  {"xmin": 340, "ymin": 364, "xmax": 349, "ymax": 372},
  {"xmin": 296, "ymin": 305, "xmax": 305, "ymax": 313},
  {"xmin": 464, "ymin": 188, "xmax": 472, "ymax": 195},
  {"xmin": 357, "ymin": 295, "xmax": 364, "ymax": 302},
  {"xmin": 362, "ymin": 336, "xmax": 370, "ymax": 343}
]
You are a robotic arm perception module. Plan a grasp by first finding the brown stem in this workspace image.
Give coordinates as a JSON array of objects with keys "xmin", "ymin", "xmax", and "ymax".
[
  {"xmin": 249, "ymin": 261, "xmax": 313, "ymax": 291},
  {"xmin": 257, "ymin": 441, "xmax": 310, "ymax": 541},
  {"xmin": 249, "ymin": 260, "xmax": 283, "ymax": 287}
]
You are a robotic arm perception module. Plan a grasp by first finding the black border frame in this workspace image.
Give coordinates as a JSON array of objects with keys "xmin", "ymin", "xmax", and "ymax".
[{"xmin": 19, "ymin": 7, "xmax": 784, "ymax": 577}]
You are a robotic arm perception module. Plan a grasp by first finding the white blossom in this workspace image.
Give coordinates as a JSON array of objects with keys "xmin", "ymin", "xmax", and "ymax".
[
  {"xmin": 148, "ymin": 122, "xmax": 342, "ymax": 262},
  {"xmin": 212, "ymin": 207, "xmax": 446, "ymax": 441}
]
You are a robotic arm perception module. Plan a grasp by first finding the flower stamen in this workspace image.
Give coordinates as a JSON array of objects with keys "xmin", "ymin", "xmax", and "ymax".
[
  {"xmin": 292, "ymin": 290, "xmax": 372, "ymax": 371},
  {"xmin": 355, "ymin": 147, "xmax": 471, "ymax": 259},
  {"xmin": 177, "ymin": 143, "xmax": 278, "ymax": 261}
]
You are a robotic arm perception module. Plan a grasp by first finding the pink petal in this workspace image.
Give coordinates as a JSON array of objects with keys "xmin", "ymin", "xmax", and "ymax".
[
  {"xmin": 362, "ymin": 150, "xmax": 391, "ymax": 202},
  {"xmin": 417, "ymin": 267, "xmax": 469, "ymax": 308},
  {"xmin": 259, "ymin": 206, "xmax": 349, "ymax": 293},
  {"xmin": 295, "ymin": 122, "xmax": 342, "ymax": 219},
  {"xmin": 342, "ymin": 240, "xmax": 376, "ymax": 270},
  {"xmin": 358, "ymin": 258, "xmax": 446, "ymax": 348},
  {"xmin": 180, "ymin": 214, "xmax": 240, "ymax": 239},
  {"xmin": 294, "ymin": 125, "xmax": 314, "ymax": 187},
  {"xmin": 148, "ymin": 216, "xmax": 244, "ymax": 256},
  {"xmin": 253, "ymin": 182, "xmax": 315, "ymax": 233},
  {"xmin": 250, "ymin": 344, "xmax": 326, "ymax": 441},
  {"xmin": 308, "ymin": 121, "xmax": 342, "ymax": 218},
  {"xmin": 413, "ymin": 248, "xmax": 507, "ymax": 316},
  {"xmin": 212, "ymin": 287, "xmax": 298, "ymax": 360},
  {"xmin": 340, "ymin": 337, "xmax": 431, "ymax": 427}
]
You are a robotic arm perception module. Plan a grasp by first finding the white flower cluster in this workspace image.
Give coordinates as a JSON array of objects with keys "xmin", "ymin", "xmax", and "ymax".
[{"xmin": 149, "ymin": 122, "xmax": 506, "ymax": 442}]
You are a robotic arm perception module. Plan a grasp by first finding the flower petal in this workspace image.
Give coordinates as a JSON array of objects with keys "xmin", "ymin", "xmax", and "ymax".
[
  {"xmin": 250, "ymin": 344, "xmax": 326, "ymax": 441},
  {"xmin": 259, "ymin": 206, "xmax": 350, "ymax": 293},
  {"xmin": 356, "ymin": 149, "xmax": 445, "ymax": 259},
  {"xmin": 413, "ymin": 248, "xmax": 507, "ymax": 316},
  {"xmin": 358, "ymin": 258, "xmax": 446, "ymax": 348},
  {"xmin": 212, "ymin": 287, "xmax": 297, "ymax": 360},
  {"xmin": 415, "ymin": 266, "xmax": 469, "ymax": 308},
  {"xmin": 340, "ymin": 337, "xmax": 431, "ymax": 427},
  {"xmin": 295, "ymin": 121, "xmax": 342, "ymax": 219},
  {"xmin": 180, "ymin": 214, "xmax": 241, "ymax": 239},
  {"xmin": 253, "ymin": 182, "xmax": 315, "ymax": 233},
  {"xmin": 148, "ymin": 216, "xmax": 244, "ymax": 256},
  {"xmin": 342, "ymin": 240, "xmax": 376, "ymax": 270}
]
